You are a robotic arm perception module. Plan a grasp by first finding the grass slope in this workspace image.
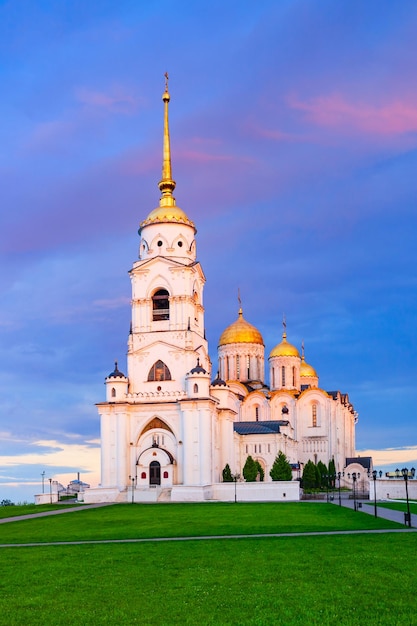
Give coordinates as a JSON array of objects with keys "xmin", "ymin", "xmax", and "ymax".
[
  {"xmin": 0, "ymin": 503, "xmax": 415, "ymax": 625},
  {"xmin": 0, "ymin": 502, "xmax": 401, "ymax": 544}
]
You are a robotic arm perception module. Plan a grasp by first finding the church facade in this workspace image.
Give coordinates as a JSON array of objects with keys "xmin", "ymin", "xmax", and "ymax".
[{"xmin": 84, "ymin": 82, "xmax": 357, "ymax": 503}]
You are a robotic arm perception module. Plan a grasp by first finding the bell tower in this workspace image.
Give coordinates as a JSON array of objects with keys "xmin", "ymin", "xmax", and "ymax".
[{"xmin": 127, "ymin": 74, "xmax": 210, "ymax": 397}]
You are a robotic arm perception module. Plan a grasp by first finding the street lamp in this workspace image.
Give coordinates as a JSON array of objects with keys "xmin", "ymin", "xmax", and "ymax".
[
  {"xmin": 128, "ymin": 475, "xmax": 136, "ymax": 504},
  {"xmin": 41, "ymin": 471, "xmax": 45, "ymax": 494},
  {"xmin": 372, "ymin": 470, "xmax": 378, "ymax": 517},
  {"xmin": 397, "ymin": 467, "xmax": 416, "ymax": 527},
  {"xmin": 232, "ymin": 473, "xmax": 240, "ymax": 503},
  {"xmin": 348, "ymin": 472, "xmax": 360, "ymax": 511}
]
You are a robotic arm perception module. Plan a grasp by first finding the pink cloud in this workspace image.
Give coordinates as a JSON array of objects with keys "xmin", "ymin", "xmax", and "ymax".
[
  {"xmin": 75, "ymin": 86, "xmax": 141, "ymax": 114},
  {"xmin": 289, "ymin": 93, "xmax": 417, "ymax": 135}
]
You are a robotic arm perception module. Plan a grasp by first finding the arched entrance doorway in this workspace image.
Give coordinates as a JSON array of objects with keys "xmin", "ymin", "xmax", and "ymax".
[{"xmin": 149, "ymin": 461, "xmax": 161, "ymax": 486}]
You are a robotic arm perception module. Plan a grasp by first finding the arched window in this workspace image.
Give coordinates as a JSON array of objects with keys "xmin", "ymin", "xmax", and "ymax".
[
  {"xmin": 236, "ymin": 355, "xmax": 240, "ymax": 380},
  {"xmin": 292, "ymin": 366, "xmax": 296, "ymax": 387},
  {"xmin": 247, "ymin": 355, "xmax": 250, "ymax": 379},
  {"xmin": 272, "ymin": 367, "xmax": 275, "ymax": 388},
  {"xmin": 281, "ymin": 366, "xmax": 286, "ymax": 387},
  {"xmin": 312, "ymin": 404, "xmax": 317, "ymax": 427},
  {"xmin": 111, "ymin": 387, "xmax": 116, "ymax": 398},
  {"xmin": 152, "ymin": 289, "xmax": 169, "ymax": 321},
  {"xmin": 255, "ymin": 406, "xmax": 259, "ymax": 422},
  {"xmin": 148, "ymin": 360, "xmax": 172, "ymax": 382},
  {"xmin": 193, "ymin": 383, "xmax": 198, "ymax": 394}
]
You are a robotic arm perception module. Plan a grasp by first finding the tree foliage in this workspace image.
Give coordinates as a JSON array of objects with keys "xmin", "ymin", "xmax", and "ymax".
[
  {"xmin": 302, "ymin": 460, "xmax": 318, "ymax": 489},
  {"xmin": 317, "ymin": 461, "xmax": 328, "ymax": 488},
  {"xmin": 222, "ymin": 463, "xmax": 233, "ymax": 482},
  {"xmin": 328, "ymin": 459, "xmax": 336, "ymax": 488},
  {"xmin": 270, "ymin": 451, "xmax": 292, "ymax": 481},
  {"xmin": 243, "ymin": 455, "xmax": 258, "ymax": 482}
]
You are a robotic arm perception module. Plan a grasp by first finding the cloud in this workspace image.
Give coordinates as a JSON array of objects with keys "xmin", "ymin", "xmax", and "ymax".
[
  {"xmin": 358, "ymin": 445, "xmax": 417, "ymax": 467},
  {"xmin": 289, "ymin": 93, "xmax": 417, "ymax": 136},
  {"xmin": 75, "ymin": 86, "xmax": 141, "ymax": 114}
]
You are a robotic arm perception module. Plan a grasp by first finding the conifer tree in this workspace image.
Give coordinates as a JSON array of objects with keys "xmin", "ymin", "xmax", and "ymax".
[
  {"xmin": 302, "ymin": 460, "xmax": 317, "ymax": 489},
  {"xmin": 270, "ymin": 451, "xmax": 292, "ymax": 481},
  {"xmin": 328, "ymin": 459, "xmax": 336, "ymax": 488},
  {"xmin": 317, "ymin": 460, "xmax": 327, "ymax": 489},
  {"xmin": 222, "ymin": 463, "xmax": 233, "ymax": 482},
  {"xmin": 243, "ymin": 455, "xmax": 258, "ymax": 482}
]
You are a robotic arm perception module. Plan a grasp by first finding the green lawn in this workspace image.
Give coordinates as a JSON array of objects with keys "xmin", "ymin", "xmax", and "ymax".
[
  {"xmin": 0, "ymin": 503, "xmax": 415, "ymax": 625},
  {"xmin": 0, "ymin": 503, "xmax": 80, "ymax": 519},
  {"xmin": 377, "ymin": 501, "xmax": 417, "ymax": 514},
  {"xmin": 0, "ymin": 502, "xmax": 401, "ymax": 544}
]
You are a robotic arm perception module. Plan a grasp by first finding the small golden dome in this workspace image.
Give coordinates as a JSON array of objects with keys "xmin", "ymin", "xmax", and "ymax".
[
  {"xmin": 219, "ymin": 309, "xmax": 264, "ymax": 346},
  {"xmin": 269, "ymin": 332, "xmax": 300, "ymax": 358},
  {"xmin": 300, "ymin": 356, "xmax": 317, "ymax": 378},
  {"xmin": 140, "ymin": 205, "xmax": 195, "ymax": 230}
]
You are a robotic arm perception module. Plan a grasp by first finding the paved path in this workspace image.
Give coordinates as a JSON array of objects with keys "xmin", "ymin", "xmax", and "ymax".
[
  {"xmin": 0, "ymin": 502, "xmax": 114, "ymax": 524},
  {"xmin": 334, "ymin": 497, "xmax": 417, "ymax": 527},
  {"xmin": 0, "ymin": 526, "xmax": 416, "ymax": 549}
]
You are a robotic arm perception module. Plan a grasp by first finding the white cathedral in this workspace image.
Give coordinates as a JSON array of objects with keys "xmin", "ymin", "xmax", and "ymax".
[{"xmin": 84, "ymin": 81, "xmax": 357, "ymax": 504}]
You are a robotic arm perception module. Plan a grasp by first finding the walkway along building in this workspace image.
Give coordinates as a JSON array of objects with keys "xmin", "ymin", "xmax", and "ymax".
[{"xmin": 84, "ymin": 81, "xmax": 357, "ymax": 503}]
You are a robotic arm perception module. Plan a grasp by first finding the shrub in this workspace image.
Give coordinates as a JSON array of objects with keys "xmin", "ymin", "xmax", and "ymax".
[
  {"xmin": 222, "ymin": 464, "xmax": 234, "ymax": 482},
  {"xmin": 243, "ymin": 456, "xmax": 258, "ymax": 482},
  {"xmin": 270, "ymin": 451, "xmax": 292, "ymax": 481}
]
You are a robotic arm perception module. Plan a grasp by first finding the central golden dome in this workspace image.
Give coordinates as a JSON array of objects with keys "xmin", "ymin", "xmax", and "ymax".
[
  {"xmin": 269, "ymin": 333, "xmax": 300, "ymax": 358},
  {"xmin": 219, "ymin": 309, "xmax": 264, "ymax": 346}
]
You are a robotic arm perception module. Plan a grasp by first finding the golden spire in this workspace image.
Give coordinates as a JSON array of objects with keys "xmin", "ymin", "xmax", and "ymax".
[
  {"xmin": 282, "ymin": 313, "xmax": 287, "ymax": 339},
  {"xmin": 158, "ymin": 72, "xmax": 176, "ymax": 207}
]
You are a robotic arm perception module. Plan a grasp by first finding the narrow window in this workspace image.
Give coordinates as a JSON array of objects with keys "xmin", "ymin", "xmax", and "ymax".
[
  {"xmin": 111, "ymin": 388, "xmax": 116, "ymax": 398},
  {"xmin": 312, "ymin": 404, "xmax": 317, "ymax": 427},
  {"xmin": 272, "ymin": 367, "xmax": 275, "ymax": 388},
  {"xmin": 236, "ymin": 355, "xmax": 240, "ymax": 380},
  {"xmin": 226, "ymin": 356, "xmax": 230, "ymax": 379},
  {"xmin": 255, "ymin": 406, "xmax": 259, "ymax": 422},
  {"xmin": 259, "ymin": 444, "xmax": 261, "ymax": 454},
  {"xmin": 268, "ymin": 444, "xmax": 271, "ymax": 454},
  {"xmin": 254, "ymin": 444, "xmax": 257, "ymax": 453},
  {"xmin": 247, "ymin": 355, "xmax": 250, "ymax": 379},
  {"xmin": 281, "ymin": 366, "xmax": 286, "ymax": 387},
  {"xmin": 152, "ymin": 289, "xmax": 169, "ymax": 321},
  {"xmin": 245, "ymin": 445, "xmax": 248, "ymax": 453},
  {"xmin": 292, "ymin": 366, "xmax": 296, "ymax": 387},
  {"xmin": 193, "ymin": 383, "xmax": 198, "ymax": 394},
  {"xmin": 148, "ymin": 360, "xmax": 172, "ymax": 382}
]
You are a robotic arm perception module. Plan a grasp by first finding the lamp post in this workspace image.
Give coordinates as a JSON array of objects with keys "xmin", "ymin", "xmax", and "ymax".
[
  {"xmin": 41, "ymin": 471, "xmax": 45, "ymax": 494},
  {"xmin": 348, "ymin": 472, "xmax": 359, "ymax": 511},
  {"xmin": 232, "ymin": 473, "xmax": 240, "ymax": 503},
  {"xmin": 396, "ymin": 467, "xmax": 415, "ymax": 527},
  {"xmin": 49, "ymin": 478, "xmax": 52, "ymax": 504},
  {"xmin": 128, "ymin": 475, "xmax": 136, "ymax": 504},
  {"xmin": 372, "ymin": 470, "xmax": 378, "ymax": 517}
]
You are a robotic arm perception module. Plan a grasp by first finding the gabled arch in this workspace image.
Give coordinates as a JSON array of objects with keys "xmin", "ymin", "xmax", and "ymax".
[
  {"xmin": 147, "ymin": 360, "xmax": 172, "ymax": 381},
  {"xmin": 140, "ymin": 417, "xmax": 174, "ymax": 437}
]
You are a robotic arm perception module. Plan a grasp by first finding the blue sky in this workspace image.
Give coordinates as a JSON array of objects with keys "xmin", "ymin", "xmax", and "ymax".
[{"xmin": 1, "ymin": 0, "xmax": 417, "ymax": 502}]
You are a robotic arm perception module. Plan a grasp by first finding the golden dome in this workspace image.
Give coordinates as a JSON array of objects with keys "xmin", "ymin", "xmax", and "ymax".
[
  {"xmin": 219, "ymin": 309, "xmax": 264, "ymax": 346},
  {"xmin": 269, "ymin": 332, "xmax": 300, "ymax": 358},
  {"xmin": 300, "ymin": 356, "xmax": 317, "ymax": 378},
  {"xmin": 140, "ymin": 205, "xmax": 195, "ymax": 230}
]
